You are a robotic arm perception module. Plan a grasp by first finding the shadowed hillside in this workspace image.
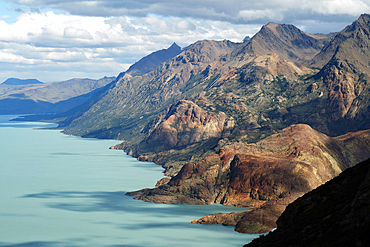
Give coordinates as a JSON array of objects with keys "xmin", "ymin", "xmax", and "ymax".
[{"xmin": 245, "ymin": 157, "xmax": 370, "ymax": 246}]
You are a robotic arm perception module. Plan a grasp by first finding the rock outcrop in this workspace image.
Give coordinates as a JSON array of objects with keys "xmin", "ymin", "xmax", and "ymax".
[{"xmin": 138, "ymin": 100, "xmax": 235, "ymax": 152}]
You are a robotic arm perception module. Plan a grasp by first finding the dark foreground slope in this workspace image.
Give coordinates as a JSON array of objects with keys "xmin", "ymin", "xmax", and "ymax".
[{"xmin": 245, "ymin": 157, "xmax": 370, "ymax": 247}]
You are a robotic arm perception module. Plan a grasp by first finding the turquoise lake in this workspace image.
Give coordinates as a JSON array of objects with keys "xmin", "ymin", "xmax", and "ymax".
[{"xmin": 0, "ymin": 115, "xmax": 260, "ymax": 246}]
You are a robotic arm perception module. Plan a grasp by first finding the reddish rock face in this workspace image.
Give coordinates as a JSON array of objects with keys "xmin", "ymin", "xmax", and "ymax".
[
  {"xmin": 226, "ymin": 154, "xmax": 312, "ymax": 204},
  {"xmin": 139, "ymin": 100, "xmax": 234, "ymax": 152},
  {"xmin": 127, "ymin": 124, "xmax": 370, "ymax": 233}
]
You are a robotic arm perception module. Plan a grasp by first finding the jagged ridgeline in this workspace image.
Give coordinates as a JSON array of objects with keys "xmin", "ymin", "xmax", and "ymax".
[
  {"xmin": 62, "ymin": 14, "xmax": 370, "ymax": 143},
  {"xmin": 58, "ymin": 14, "xmax": 370, "ymax": 234}
]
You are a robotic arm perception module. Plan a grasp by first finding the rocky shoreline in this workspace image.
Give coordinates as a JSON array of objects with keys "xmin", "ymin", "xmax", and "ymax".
[{"xmin": 114, "ymin": 124, "xmax": 370, "ymax": 233}]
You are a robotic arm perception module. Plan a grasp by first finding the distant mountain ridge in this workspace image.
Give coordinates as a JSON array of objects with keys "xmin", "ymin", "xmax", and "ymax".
[
  {"xmin": 2, "ymin": 78, "xmax": 43, "ymax": 85},
  {"xmin": 0, "ymin": 77, "xmax": 115, "ymax": 114}
]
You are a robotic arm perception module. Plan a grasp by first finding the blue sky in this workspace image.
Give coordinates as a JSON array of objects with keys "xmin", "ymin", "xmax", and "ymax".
[
  {"xmin": 0, "ymin": 0, "xmax": 369, "ymax": 83},
  {"xmin": 0, "ymin": 1, "xmax": 18, "ymax": 23}
]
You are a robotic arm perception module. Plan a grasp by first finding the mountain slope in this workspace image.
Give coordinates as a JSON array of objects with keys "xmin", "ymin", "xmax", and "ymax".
[
  {"xmin": 309, "ymin": 14, "xmax": 370, "ymax": 68},
  {"xmin": 61, "ymin": 39, "xmax": 241, "ymax": 140},
  {"xmin": 256, "ymin": 14, "xmax": 370, "ymax": 136},
  {"xmin": 317, "ymin": 14, "xmax": 370, "ymax": 121},
  {"xmin": 245, "ymin": 157, "xmax": 370, "ymax": 246},
  {"xmin": 284, "ymin": 14, "xmax": 370, "ymax": 135}
]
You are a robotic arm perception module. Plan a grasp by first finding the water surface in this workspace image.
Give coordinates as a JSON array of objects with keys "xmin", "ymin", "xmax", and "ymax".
[{"xmin": 0, "ymin": 115, "xmax": 259, "ymax": 246}]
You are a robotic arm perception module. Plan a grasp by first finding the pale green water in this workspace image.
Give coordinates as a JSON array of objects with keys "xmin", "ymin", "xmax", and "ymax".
[{"xmin": 0, "ymin": 115, "xmax": 259, "ymax": 246}]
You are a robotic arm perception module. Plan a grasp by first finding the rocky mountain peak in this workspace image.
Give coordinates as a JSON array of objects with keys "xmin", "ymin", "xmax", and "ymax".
[
  {"xmin": 310, "ymin": 13, "xmax": 370, "ymax": 68},
  {"xmin": 168, "ymin": 42, "xmax": 181, "ymax": 50},
  {"xmin": 348, "ymin": 13, "xmax": 370, "ymax": 30},
  {"xmin": 124, "ymin": 42, "xmax": 183, "ymax": 77},
  {"xmin": 237, "ymin": 22, "xmax": 330, "ymax": 64}
]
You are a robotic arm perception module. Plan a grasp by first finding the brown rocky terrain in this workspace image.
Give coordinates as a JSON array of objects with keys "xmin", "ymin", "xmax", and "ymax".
[
  {"xmin": 127, "ymin": 124, "xmax": 370, "ymax": 233},
  {"xmin": 138, "ymin": 99, "xmax": 235, "ymax": 152}
]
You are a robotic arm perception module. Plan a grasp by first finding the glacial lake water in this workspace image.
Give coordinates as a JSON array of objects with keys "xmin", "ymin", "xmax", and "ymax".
[{"xmin": 0, "ymin": 115, "xmax": 260, "ymax": 247}]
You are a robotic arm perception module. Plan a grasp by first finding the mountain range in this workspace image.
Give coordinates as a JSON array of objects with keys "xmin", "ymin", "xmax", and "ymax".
[{"xmin": 9, "ymin": 14, "xmax": 370, "ymax": 238}]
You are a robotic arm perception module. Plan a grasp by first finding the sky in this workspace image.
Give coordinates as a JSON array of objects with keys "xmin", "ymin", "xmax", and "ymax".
[{"xmin": 0, "ymin": 0, "xmax": 369, "ymax": 83}]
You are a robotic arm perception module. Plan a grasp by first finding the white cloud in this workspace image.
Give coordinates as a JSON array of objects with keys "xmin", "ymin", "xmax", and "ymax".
[
  {"xmin": 64, "ymin": 27, "xmax": 93, "ymax": 39},
  {"xmin": 238, "ymin": 9, "xmax": 285, "ymax": 22},
  {"xmin": 7, "ymin": 0, "xmax": 370, "ymax": 23},
  {"xmin": 0, "ymin": 10, "xmax": 258, "ymax": 83},
  {"xmin": 0, "ymin": 50, "xmax": 37, "ymax": 63},
  {"xmin": 301, "ymin": 0, "xmax": 370, "ymax": 16}
]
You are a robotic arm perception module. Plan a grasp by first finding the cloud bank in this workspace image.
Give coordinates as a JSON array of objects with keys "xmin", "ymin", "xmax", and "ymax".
[
  {"xmin": 8, "ymin": 0, "xmax": 370, "ymax": 22},
  {"xmin": 1, "ymin": 0, "xmax": 369, "ymax": 83}
]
